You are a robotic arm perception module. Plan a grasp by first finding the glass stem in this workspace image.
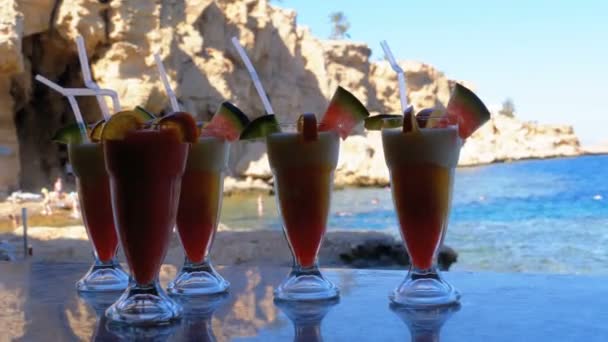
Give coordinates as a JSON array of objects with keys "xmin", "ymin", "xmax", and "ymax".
[{"xmin": 181, "ymin": 256, "xmax": 215, "ymax": 273}]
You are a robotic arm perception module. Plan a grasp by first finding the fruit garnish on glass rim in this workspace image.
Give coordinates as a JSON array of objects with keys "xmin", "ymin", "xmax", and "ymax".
[
  {"xmin": 134, "ymin": 106, "xmax": 157, "ymax": 121},
  {"xmin": 402, "ymin": 106, "xmax": 419, "ymax": 133},
  {"xmin": 201, "ymin": 101, "xmax": 250, "ymax": 141},
  {"xmin": 416, "ymin": 108, "xmax": 444, "ymax": 128},
  {"xmin": 52, "ymin": 123, "xmax": 90, "ymax": 144},
  {"xmin": 446, "ymin": 83, "xmax": 491, "ymax": 139},
  {"xmin": 155, "ymin": 112, "xmax": 199, "ymax": 143},
  {"xmin": 297, "ymin": 113, "xmax": 318, "ymax": 141},
  {"xmin": 319, "ymin": 86, "xmax": 370, "ymax": 139},
  {"xmin": 100, "ymin": 110, "xmax": 146, "ymax": 141},
  {"xmin": 240, "ymin": 114, "xmax": 281, "ymax": 140},
  {"xmin": 90, "ymin": 119, "xmax": 105, "ymax": 142},
  {"xmin": 364, "ymin": 114, "xmax": 403, "ymax": 130}
]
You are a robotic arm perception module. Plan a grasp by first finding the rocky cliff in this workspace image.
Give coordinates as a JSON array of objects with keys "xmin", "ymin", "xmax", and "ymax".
[{"xmin": 0, "ymin": 0, "xmax": 582, "ymax": 193}]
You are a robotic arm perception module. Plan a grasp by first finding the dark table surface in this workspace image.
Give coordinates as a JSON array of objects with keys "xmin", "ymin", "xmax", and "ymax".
[{"xmin": 1, "ymin": 261, "xmax": 607, "ymax": 341}]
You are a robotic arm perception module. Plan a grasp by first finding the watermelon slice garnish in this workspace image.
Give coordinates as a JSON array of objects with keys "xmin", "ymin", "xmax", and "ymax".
[
  {"xmin": 446, "ymin": 83, "xmax": 491, "ymax": 139},
  {"xmin": 364, "ymin": 114, "xmax": 403, "ymax": 130},
  {"xmin": 201, "ymin": 101, "xmax": 250, "ymax": 141},
  {"xmin": 319, "ymin": 86, "xmax": 370, "ymax": 139},
  {"xmin": 297, "ymin": 113, "xmax": 318, "ymax": 141},
  {"xmin": 240, "ymin": 115, "xmax": 281, "ymax": 140}
]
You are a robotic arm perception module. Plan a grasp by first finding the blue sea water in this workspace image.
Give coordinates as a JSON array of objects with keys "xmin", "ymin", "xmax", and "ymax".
[{"xmin": 221, "ymin": 155, "xmax": 608, "ymax": 275}]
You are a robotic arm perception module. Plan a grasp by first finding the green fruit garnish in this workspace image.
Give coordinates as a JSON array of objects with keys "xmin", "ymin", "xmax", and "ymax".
[
  {"xmin": 134, "ymin": 106, "xmax": 157, "ymax": 121},
  {"xmin": 364, "ymin": 114, "xmax": 403, "ymax": 130},
  {"xmin": 240, "ymin": 115, "xmax": 281, "ymax": 140},
  {"xmin": 52, "ymin": 123, "xmax": 89, "ymax": 144}
]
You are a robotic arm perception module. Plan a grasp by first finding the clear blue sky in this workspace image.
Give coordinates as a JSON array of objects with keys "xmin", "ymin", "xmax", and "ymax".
[{"xmin": 278, "ymin": 0, "xmax": 607, "ymax": 144}]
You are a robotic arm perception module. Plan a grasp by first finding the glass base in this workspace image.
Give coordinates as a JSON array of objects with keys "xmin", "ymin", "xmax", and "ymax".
[
  {"xmin": 167, "ymin": 260, "xmax": 230, "ymax": 296},
  {"xmin": 274, "ymin": 266, "xmax": 339, "ymax": 302},
  {"xmin": 390, "ymin": 266, "xmax": 460, "ymax": 307},
  {"xmin": 76, "ymin": 259, "xmax": 129, "ymax": 292},
  {"xmin": 105, "ymin": 280, "xmax": 182, "ymax": 326}
]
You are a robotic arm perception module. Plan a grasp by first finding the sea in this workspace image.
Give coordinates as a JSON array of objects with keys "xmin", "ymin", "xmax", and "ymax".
[{"xmin": 221, "ymin": 155, "xmax": 608, "ymax": 275}]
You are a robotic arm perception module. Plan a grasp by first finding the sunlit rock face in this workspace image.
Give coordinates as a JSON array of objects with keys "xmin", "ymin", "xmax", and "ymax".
[{"xmin": 1, "ymin": 0, "xmax": 580, "ymax": 192}]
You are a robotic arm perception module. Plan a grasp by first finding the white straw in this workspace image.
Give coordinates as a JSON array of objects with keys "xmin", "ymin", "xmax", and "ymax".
[
  {"xmin": 380, "ymin": 40, "xmax": 408, "ymax": 113},
  {"xmin": 230, "ymin": 37, "xmax": 274, "ymax": 115},
  {"xmin": 66, "ymin": 95, "xmax": 90, "ymax": 142},
  {"xmin": 153, "ymin": 53, "xmax": 180, "ymax": 112},
  {"xmin": 35, "ymin": 75, "xmax": 124, "ymax": 141},
  {"xmin": 35, "ymin": 75, "xmax": 121, "ymax": 111},
  {"xmin": 76, "ymin": 35, "xmax": 111, "ymax": 120}
]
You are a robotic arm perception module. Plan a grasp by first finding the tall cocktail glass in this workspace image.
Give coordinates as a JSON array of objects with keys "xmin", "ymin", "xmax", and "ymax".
[
  {"xmin": 168, "ymin": 136, "xmax": 230, "ymax": 295},
  {"xmin": 69, "ymin": 143, "xmax": 128, "ymax": 292},
  {"xmin": 268, "ymin": 126, "xmax": 340, "ymax": 301},
  {"xmin": 382, "ymin": 119, "xmax": 461, "ymax": 306},
  {"xmin": 104, "ymin": 129, "xmax": 188, "ymax": 325}
]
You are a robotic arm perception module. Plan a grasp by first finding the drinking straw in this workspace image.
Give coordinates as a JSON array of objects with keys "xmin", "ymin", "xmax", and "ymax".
[
  {"xmin": 153, "ymin": 53, "xmax": 180, "ymax": 112},
  {"xmin": 35, "ymin": 75, "xmax": 122, "ymax": 142},
  {"xmin": 380, "ymin": 40, "xmax": 408, "ymax": 113},
  {"xmin": 35, "ymin": 75, "xmax": 121, "ymax": 111},
  {"xmin": 76, "ymin": 35, "xmax": 112, "ymax": 120},
  {"xmin": 230, "ymin": 37, "xmax": 274, "ymax": 115}
]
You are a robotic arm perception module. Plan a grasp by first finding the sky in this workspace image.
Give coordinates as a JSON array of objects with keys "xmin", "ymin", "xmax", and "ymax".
[{"xmin": 278, "ymin": 0, "xmax": 608, "ymax": 145}]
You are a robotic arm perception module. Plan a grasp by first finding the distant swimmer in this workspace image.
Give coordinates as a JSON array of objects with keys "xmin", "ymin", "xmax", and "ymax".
[
  {"xmin": 593, "ymin": 194, "xmax": 603, "ymax": 201},
  {"xmin": 371, "ymin": 198, "xmax": 380, "ymax": 205},
  {"xmin": 257, "ymin": 194, "xmax": 264, "ymax": 217}
]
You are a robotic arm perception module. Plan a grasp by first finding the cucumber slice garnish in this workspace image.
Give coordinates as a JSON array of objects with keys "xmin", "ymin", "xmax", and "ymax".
[
  {"xmin": 364, "ymin": 114, "xmax": 403, "ymax": 130},
  {"xmin": 240, "ymin": 115, "xmax": 281, "ymax": 140},
  {"xmin": 52, "ymin": 123, "xmax": 88, "ymax": 144}
]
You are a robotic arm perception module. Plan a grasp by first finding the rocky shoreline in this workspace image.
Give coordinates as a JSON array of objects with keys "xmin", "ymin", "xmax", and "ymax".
[
  {"xmin": 0, "ymin": 225, "xmax": 457, "ymax": 270},
  {"xmin": 0, "ymin": 0, "xmax": 594, "ymax": 193}
]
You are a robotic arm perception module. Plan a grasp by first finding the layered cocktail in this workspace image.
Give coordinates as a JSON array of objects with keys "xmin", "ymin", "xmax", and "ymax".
[
  {"xmin": 239, "ymin": 87, "xmax": 369, "ymax": 301},
  {"xmin": 370, "ymin": 83, "xmax": 490, "ymax": 306},
  {"xmin": 383, "ymin": 118, "xmax": 461, "ymax": 306},
  {"xmin": 168, "ymin": 101, "xmax": 249, "ymax": 295},
  {"xmin": 69, "ymin": 143, "xmax": 129, "ymax": 292},
  {"xmin": 269, "ymin": 125, "xmax": 340, "ymax": 301},
  {"xmin": 102, "ymin": 111, "xmax": 196, "ymax": 325}
]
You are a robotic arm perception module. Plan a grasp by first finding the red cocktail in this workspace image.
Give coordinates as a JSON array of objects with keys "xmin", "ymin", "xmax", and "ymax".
[
  {"xmin": 390, "ymin": 164, "xmax": 452, "ymax": 270},
  {"xmin": 69, "ymin": 143, "xmax": 128, "ymax": 292},
  {"xmin": 382, "ymin": 119, "xmax": 461, "ymax": 307},
  {"xmin": 268, "ymin": 127, "xmax": 340, "ymax": 301},
  {"xmin": 274, "ymin": 166, "xmax": 332, "ymax": 268},
  {"xmin": 104, "ymin": 111, "xmax": 191, "ymax": 325},
  {"xmin": 168, "ymin": 136, "xmax": 230, "ymax": 295}
]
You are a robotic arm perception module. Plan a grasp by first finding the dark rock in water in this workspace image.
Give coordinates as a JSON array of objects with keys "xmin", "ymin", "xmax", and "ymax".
[{"xmin": 338, "ymin": 240, "xmax": 457, "ymax": 271}]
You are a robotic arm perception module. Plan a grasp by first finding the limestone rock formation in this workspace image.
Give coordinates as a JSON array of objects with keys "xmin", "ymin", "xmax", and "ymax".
[{"xmin": 0, "ymin": 0, "xmax": 584, "ymax": 193}]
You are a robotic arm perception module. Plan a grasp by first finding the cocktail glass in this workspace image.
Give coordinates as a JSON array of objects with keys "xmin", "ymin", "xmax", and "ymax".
[
  {"xmin": 268, "ymin": 126, "xmax": 340, "ymax": 301},
  {"xmin": 275, "ymin": 297, "xmax": 339, "ymax": 342},
  {"xmin": 104, "ymin": 129, "xmax": 188, "ymax": 325},
  {"xmin": 69, "ymin": 143, "xmax": 128, "ymax": 292},
  {"xmin": 173, "ymin": 293, "xmax": 228, "ymax": 340},
  {"xmin": 382, "ymin": 119, "xmax": 461, "ymax": 306},
  {"xmin": 390, "ymin": 302, "xmax": 460, "ymax": 341},
  {"xmin": 168, "ymin": 137, "xmax": 230, "ymax": 295}
]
